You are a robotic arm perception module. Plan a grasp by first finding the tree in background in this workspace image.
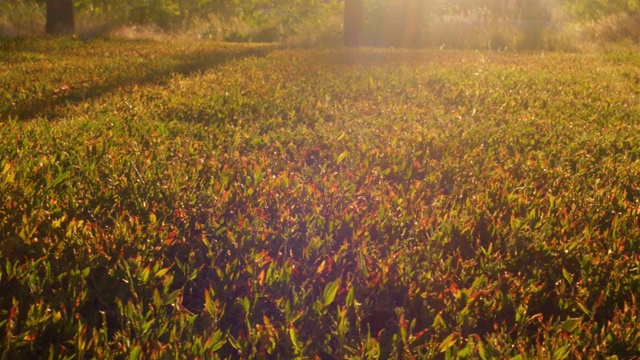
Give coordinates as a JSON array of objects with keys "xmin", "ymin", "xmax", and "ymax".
[
  {"xmin": 344, "ymin": 0, "xmax": 364, "ymax": 46},
  {"xmin": 401, "ymin": 0, "xmax": 425, "ymax": 47},
  {"xmin": 361, "ymin": 0, "xmax": 430, "ymax": 47},
  {"xmin": 45, "ymin": 0, "xmax": 75, "ymax": 35}
]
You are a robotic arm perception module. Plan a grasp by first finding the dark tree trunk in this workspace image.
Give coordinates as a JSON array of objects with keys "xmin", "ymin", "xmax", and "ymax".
[
  {"xmin": 344, "ymin": 0, "xmax": 364, "ymax": 46},
  {"xmin": 46, "ymin": 0, "xmax": 75, "ymax": 36}
]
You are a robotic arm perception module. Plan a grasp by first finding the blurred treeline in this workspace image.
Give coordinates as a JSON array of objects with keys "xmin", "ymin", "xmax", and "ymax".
[
  {"xmin": 1, "ymin": 0, "xmax": 640, "ymax": 49},
  {"xmin": 0, "ymin": 0, "xmax": 344, "ymax": 44}
]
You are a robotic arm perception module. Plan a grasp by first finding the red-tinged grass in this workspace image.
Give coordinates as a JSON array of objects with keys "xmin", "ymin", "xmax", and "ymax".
[{"xmin": 1, "ymin": 38, "xmax": 640, "ymax": 358}]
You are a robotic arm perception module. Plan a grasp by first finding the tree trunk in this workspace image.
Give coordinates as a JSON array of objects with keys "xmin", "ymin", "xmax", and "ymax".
[
  {"xmin": 46, "ymin": 0, "xmax": 75, "ymax": 36},
  {"xmin": 344, "ymin": 0, "xmax": 364, "ymax": 46},
  {"xmin": 402, "ymin": 0, "xmax": 423, "ymax": 48}
]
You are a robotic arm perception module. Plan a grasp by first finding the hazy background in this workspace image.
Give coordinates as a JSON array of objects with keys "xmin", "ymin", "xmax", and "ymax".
[{"xmin": 2, "ymin": 0, "xmax": 640, "ymax": 50}]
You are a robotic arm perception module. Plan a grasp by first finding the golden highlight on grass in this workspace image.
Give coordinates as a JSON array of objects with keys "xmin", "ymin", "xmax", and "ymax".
[{"xmin": 1, "ymin": 39, "xmax": 640, "ymax": 358}]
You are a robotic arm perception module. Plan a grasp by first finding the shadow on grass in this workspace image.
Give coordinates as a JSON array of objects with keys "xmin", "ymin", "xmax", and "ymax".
[{"xmin": 4, "ymin": 42, "xmax": 278, "ymax": 121}]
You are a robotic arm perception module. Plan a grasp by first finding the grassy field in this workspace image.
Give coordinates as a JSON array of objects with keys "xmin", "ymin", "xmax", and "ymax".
[{"xmin": 1, "ymin": 38, "xmax": 640, "ymax": 358}]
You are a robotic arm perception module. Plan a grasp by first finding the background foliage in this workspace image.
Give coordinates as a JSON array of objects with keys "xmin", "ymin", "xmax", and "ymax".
[{"xmin": 2, "ymin": 0, "xmax": 640, "ymax": 47}]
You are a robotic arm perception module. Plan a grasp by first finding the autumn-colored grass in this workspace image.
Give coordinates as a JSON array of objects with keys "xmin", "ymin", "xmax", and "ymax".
[{"xmin": 1, "ymin": 37, "xmax": 640, "ymax": 358}]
